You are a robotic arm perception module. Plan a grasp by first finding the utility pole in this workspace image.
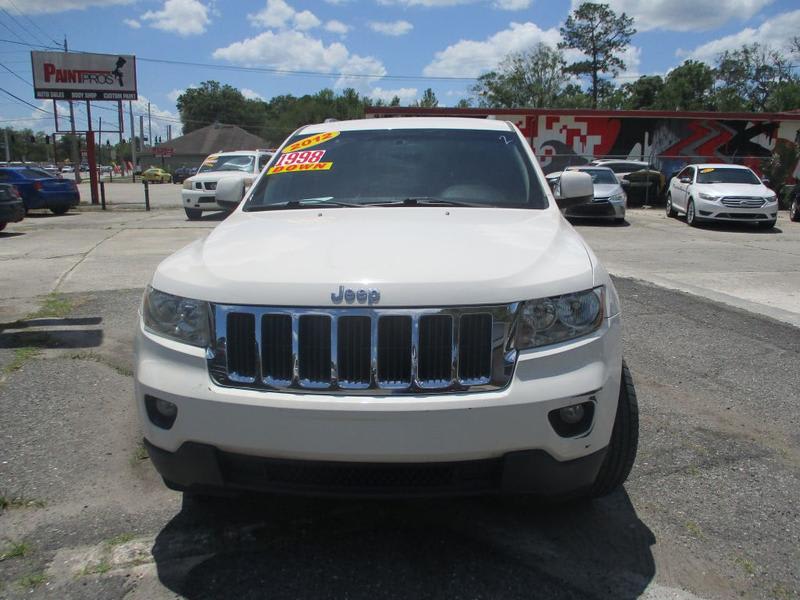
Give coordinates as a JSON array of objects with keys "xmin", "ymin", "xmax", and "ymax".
[
  {"xmin": 64, "ymin": 36, "xmax": 80, "ymax": 184},
  {"xmin": 139, "ymin": 114, "xmax": 144, "ymax": 149},
  {"xmin": 98, "ymin": 116, "xmax": 102, "ymax": 164},
  {"xmin": 167, "ymin": 124, "xmax": 172, "ymax": 141},
  {"xmin": 3, "ymin": 129, "xmax": 9, "ymax": 163},
  {"xmin": 147, "ymin": 102, "xmax": 152, "ymax": 152},
  {"xmin": 128, "ymin": 101, "xmax": 137, "ymax": 179}
]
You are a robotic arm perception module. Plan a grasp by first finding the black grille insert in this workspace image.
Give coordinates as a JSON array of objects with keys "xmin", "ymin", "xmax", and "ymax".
[
  {"xmin": 458, "ymin": 314, "xmax": 493, "ymax": 382},
  {"xmin": 377, "ymin": 316, "xmax": 411, "ymax": 384},
  {"xmin": 298, "ymin": 315, "xmax": 331, "ymax": 384},
  {"xmin": 337, "ymin": 316, "xmax": 371, "ymax": 385},
  {"xmin": 227, "ymin": 313, "xmax": 256, "ymax": 379},
  {"xmin": 418, "ymin": 315, "xmax": 453, "ymax": 383},
  {"xmin": 262, "ymin": 314, "xmax": 292, "ymax": 382}
]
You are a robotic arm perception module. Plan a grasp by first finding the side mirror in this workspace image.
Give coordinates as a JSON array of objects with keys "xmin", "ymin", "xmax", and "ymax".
[
  {"xmin": 215, "ymin": 176, "xmax": 246, "ymax": 209},
  {"xmin": 555, "ymin": 171, "xmax": 593, "ymax": 210},
  {"xmin": 761, "ymin": 178, "xmax": 771, "ymax": 186},
  {"xmin": 620, "ymin": 179, "xmax": 630, "ymax": 189},
  {"xmin": 679, "ymin": 177, "xmax": 692, "ymax": 184}
]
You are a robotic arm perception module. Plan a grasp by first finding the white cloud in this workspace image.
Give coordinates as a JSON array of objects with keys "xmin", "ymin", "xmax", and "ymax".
[
  {"xmin": 324, "ymin": 20, "xmax": 350, "ymax": 35},
  {"xmin": 123, "ymin": 18, "xmax": 141, "ymax": 28},
  {"xmin": 493, "ymin": 0, "xmax": 531, "ymax": 9},
  {"xmin": 570, "ymin": 0, "xmax": 773, "ymax": 32},
  {"xmin": 423, "ymin": 21, "xmax": 561, "ymax": 77},
  {"xmin": 213, "ymin": 30, "xmax": 386, "ymax": 90},
  {"xmin": 368, "ymin": 20, "xmax": 413, "ymax": 36},
  {"xmin": 141, "ymin": 0, "xmax": 210, "ymax": 36},
  {"xmin": 249, "ymin": 0, "xmax": 321, "ymax": 30},
  {"xmin": 132, "ymin": 95, "xmax": 182, "ymax": 139},
  {"xmin": 0, "ymin": 0, "xmax": 132, "ymax": 14},
  {"xmin": 240, "ymin": 88, "xmax": 265, "ymax": 100},
  {"xmin": 679, "ymin": 9, "xmax": 800, "ymax": 63},
  {"xmin": 369, "ymin": 87, "xmax": 418, "ymax": 104},
  {"xmin": 378, "ymin": 0, "xmax": 476, "ymax": 5}
]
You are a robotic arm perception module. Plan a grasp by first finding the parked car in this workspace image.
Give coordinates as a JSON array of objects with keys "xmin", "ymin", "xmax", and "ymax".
[
  {"xmin": 666, "ymin": 164, "xmax": 778, "ymax": 228},
  {"xmin": 138, "ymin": 117, "xmax": 639, "ymax": 500},
  {"xmin": 61, "ymin": 165, "xmax": 75, "ymax": 174},
  {"xmin": 590, "ymin": 159, "xmax": 665, "ymax": 201},
  {"xmin": 141, "ymin": 167, "xmax": 173, "ymax": 184},
  {"xmin": 41, "ymin": 164, "xmax": 60, "ymax": 178},
  {"xmin": 789, "ymin": 185, "xmax": 799, "ymax": 222},
  {"xmin": 181, "ymin": 150, "xmax": 274, "ymax": 219},
  {"xmin": 0, "ymin": 182, "xmax": 24, "ymax": 231},
  {"xmin": 0, "ymin": 166, "xmax": 79, "ymax": 215},
  {"xmin": 172, "ymin": 166, "xmax": 198, "ymax": 184},
  {"xmin": 549, "ymin": 166, "xmax": 627, "ymax": 223}
]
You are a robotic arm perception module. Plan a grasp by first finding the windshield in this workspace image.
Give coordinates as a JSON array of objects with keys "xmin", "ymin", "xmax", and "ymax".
[
  {"xmin": 577, "ymin": 169, "xmax": 617, "ymax": 185},
  {"xmin": 696, "ymin": 167, "xmax": 760, "ymax": 185},
  {"xmin": 244, "ymin": 128, "xmax": 547, "ymax": 210},
  {"xmin": 20, "ymin": 168, "xmax": 51, "ymax": 179},
  {"xmin": 198, "ymin": 154, "xmax": 255, "ymax": 174}
]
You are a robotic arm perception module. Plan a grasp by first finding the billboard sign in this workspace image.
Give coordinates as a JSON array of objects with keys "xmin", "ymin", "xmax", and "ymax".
[{"xmin": 31, "ymin": 51, "xmax": 137, "ymax": 101}]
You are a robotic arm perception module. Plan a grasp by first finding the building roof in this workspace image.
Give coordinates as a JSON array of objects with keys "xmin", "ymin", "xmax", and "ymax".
[{"xmin": 154, "ymin": 123, "xmax": 268, "ymax": 156}]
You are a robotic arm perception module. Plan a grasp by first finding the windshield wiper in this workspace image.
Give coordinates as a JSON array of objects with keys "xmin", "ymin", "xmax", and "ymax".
[
  {"xmin": 367, "ymin": 197, "xmax": 487, "ymax": 208},
  {"xmin": 246, "ymin": 197, "xmax": 363, "ymax": 211}
]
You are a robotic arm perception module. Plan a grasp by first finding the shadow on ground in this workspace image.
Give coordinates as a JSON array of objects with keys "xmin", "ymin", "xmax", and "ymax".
[
  {"xmin": 153, "ymin": 490, "xmax": 655, "ymax": 599},
  {"xmin": 0, "ymin": 316, "xmax": 103, "ymax": 349}
]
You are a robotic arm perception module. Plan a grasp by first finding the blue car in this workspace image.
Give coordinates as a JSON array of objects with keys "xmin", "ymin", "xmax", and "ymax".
[{"xmin": 0, "ymin": 166, "xmax": 80, "ymax": 215}]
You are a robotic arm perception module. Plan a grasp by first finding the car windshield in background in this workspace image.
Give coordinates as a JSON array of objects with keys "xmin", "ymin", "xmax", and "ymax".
[
  {"xmin": 578, "ymin": 169, "xmax": 617, "ymax": 185},
  {"xmin": 245, "ymin": 129, "xmax": 547, "ymax": 210},
  {"xmin": 198, "ymin": 154, "xmax": 254, "ymax": 173},
  {"xmin": 696, "ymin": 167, "xmax": 760, "ymax": 185},
  {"xmin": 19, "ymin": 168, "xmax": 52, "ymax": 179}
]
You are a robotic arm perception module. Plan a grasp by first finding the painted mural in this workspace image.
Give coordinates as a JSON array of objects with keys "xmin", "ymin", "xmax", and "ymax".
[{"xmin": 507, "ymin": 114, "xmax": 800, "ymax": 179}]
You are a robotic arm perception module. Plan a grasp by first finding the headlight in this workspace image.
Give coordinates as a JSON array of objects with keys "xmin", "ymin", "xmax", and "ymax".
[
  {"xmin": 698, "ymin": 192, "xmax": 719, "ymax": 201},
  {"xmin": 515, "ymin": 287, "xmax": 604, "ymax": 350},
  {"xmin": 142, "ymin": 286, "xmax": 210, "ymax": 347},
  {"xmin": 609, "ymin": 193, "xmax": 626, "ymax": 204},
  {"xmin": 764, "ymin": 194, "xmax": 777, "ymax": 203},
  {"xmin": 182, "ymin": 179, "xmax": 193, "ymax": 190}
]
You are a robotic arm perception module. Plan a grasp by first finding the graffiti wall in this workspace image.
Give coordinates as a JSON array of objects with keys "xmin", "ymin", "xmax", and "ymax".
[{"xmin": 512, "ymin": 114, "xmax": 800, "ymax": 178}]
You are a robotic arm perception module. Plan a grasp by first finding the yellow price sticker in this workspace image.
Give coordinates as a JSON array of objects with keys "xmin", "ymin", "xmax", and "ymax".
[{"xmin": 282, "ymin": 131, "xmax": 340, "ymax": 154}]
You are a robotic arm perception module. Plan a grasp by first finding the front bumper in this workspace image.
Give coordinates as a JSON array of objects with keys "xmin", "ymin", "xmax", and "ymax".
[
  {"xmin": 182, "ymin": 189, "xmax": 224, "ymax": 211},
  {"xmin": 695, "ymin": 198, "xmax": 778, "ymax": 222},
  {"xmin": 0, "ymin": 200, "xmax": 24, "ymax": 222},
  {"xmin": 135, "ymin": 314, "xmax": 622, "ymax": 495},
  {"xmin": 566, "ymin": 201, "xmax": 625, "ymax": 220}
]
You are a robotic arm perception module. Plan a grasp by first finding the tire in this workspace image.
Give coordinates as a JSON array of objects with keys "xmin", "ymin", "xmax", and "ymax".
[
  {"xmin": 50, "ymin": 205, "xmax": 69, "ymax": 215},
  {"xmin": 790, "ymin": 201, "xmax": 799, "ymax": 222},
  {"xmin": 686, "ymin": 199, "xmax": 699, "ymax": 226},
  {"xmin": 588, "ymin": 360, "xmax": 639, "ymax": 498},
  {"xmin": 185, "ymin": 207, "xmax": 203, "ymax": 220},
  {"xmin": 665, "ymin": 193, "xmax": 677, "ymax": 218}
]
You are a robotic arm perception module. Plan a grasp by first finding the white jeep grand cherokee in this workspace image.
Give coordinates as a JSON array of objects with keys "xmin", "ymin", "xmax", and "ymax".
[{"xmin": 136, "ymin": 117, "xmax": 638, "ymax": 499}]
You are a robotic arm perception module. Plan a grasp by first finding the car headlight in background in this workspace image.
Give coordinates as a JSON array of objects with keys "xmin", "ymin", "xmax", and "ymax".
[
  {"xmin": 764, "ymin": 194, "xmax": 777, "ymax": 203},
  {"xmin": 182, "ymin": 180, "xmax": 193, "ymax": 190},
  {"xmin": 609, "ymin": 193, "xmax": 626, "ymax": 204},
  {"xmin": 515, "ymin": 287, "xmax": 604, "ymax": 350},
  {"xmin": 142, "ymin": 286, "xmax": 210, "ymax": 347},
  {"xmin": 698, "ymin": 192, "xmax": 720, "ymax": 201}
]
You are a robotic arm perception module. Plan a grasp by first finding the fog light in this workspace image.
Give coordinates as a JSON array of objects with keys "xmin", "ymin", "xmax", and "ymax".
[
  {"xmin": 559, "ymin": 404, "xmax": 585, "ymax": 424},
  {"xmin": 145, "ymin": 394, "xmax": 178, "ymax": 429}
]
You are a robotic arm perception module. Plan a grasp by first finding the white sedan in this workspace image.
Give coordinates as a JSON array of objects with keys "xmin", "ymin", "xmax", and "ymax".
[{"xmin": 666, "ymin": 164, "xmax": 778, "ymax": 228}]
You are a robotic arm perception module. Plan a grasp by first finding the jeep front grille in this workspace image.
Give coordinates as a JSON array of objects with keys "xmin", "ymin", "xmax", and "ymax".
[{"xmin": 209, "ymin": 304, "xmax": 519, "ymax": 395}]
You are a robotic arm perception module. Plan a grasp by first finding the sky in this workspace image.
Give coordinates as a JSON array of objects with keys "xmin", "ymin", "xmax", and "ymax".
[{"xmin": 0, "ymin": 0, "xmax": 798, "ymax": 142}]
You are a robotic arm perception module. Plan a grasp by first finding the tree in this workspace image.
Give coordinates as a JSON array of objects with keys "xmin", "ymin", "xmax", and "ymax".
[
  {"xmin": 553, "ymin": 83, "xmax": 593, "ymax": 108},
  {"xmin": 622, "ymin": 75, "xmax": 664, "ymax": 109},
  {"xmin": 472, "ymin": 44, "xmax": 568, "ymax": 108},
  {"xmin": 715, "ymin": 44, "xmax": 794, "ymax": 111},
  {"xmin": 657, "ymin": 60, "xmax": 715, "ymax": 111},
  {"xmin": 416, "ymin": 88, "xmax": 439, "ymax": 107},
  {"xmin": 558, "ymin": 2, "xmax": 636, "ymax": 108},
  {"xmin": 176, "ymin": 81, "xmax": 267, "ymax": 135}
]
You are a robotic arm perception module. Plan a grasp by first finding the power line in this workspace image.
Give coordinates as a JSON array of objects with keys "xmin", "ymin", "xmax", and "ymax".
[
  {"xmin": 0, "ymin": 85, "xmax": 49, "ymax": 113},
  {"xmin": 0, "ymin": 7, "xmax": 50, "ymax": 48},
  {"xmin": 0, "ymin": 60, "xmax": 32, "ymax": 87},
  {"xmin": 4, "ymin": 0, "xmax": 62, "ymax": 48}
]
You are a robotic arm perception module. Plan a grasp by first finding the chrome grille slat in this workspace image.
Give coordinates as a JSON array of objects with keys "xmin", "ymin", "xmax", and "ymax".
[
  {"xmin": 209, "ymin": 304, "xmax": 519, "ymax": 395},
  {"xmin": 720, "ymin": 196, "xmax": 765, "ymax": 208}
]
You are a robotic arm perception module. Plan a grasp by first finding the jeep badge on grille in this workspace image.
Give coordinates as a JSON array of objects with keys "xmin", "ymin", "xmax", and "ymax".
[{"xmin": 331, "ymin": 286, "xmax": 380, "ymax": 305}]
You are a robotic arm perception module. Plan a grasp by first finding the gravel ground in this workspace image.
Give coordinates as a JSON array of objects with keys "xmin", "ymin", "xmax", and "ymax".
[{"xmin": 0, "ymin": 279, "xmax": 797, "ymax": 600}]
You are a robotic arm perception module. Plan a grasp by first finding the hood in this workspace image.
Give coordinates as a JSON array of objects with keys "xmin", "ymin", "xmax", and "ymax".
[
  {"xmin": 593, "ymin": 183, "xmax": 622, "ymax": 198},
  {"xmin": 187, "ymin": 171, "xmax": 250, "ymax": 183},
  {"xmin": 153, "ymin": 207, "xmax": 594, "ymax": 307},
  {"xmin": 695, "ymin": 183, "xmax": 769, "ymax": 197}
]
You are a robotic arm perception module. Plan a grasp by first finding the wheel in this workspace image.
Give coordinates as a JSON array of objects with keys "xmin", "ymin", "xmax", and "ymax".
[
  {"xmin": 665, "ymin": 193, "xmax": 677, "ymax": 218},
  {"xmin": 185, "ymin": 207, "xmax": 203, "ymax": 220},
  {"xmin": 686, "ymin": 199, "xmax": 699, "ymax": 226},
  {"xmin": 790, "ymin": 201, "xmax": 799, "ymax": 222},
  {"xmin": 588, "ymin": 360, "xmax": 639, "ymax": 498},
  {"xmin": 50, "ymin": 205, "xmax": 69, "ymax": 215},
  {"xmin": 757, "ymin": 220, "xmax": 776, "ymax": 229}
]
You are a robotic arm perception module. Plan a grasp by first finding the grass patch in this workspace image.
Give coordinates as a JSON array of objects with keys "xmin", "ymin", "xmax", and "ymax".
[
  {"xmin": 0, "ymin": 540, "xmax": 31, "ymax": 561},
  {"xmin": 16, "ymin": 571, "xmax": 45, "ymax": 589},
  {"xmin": 68, "ymin": 351, "xmax": 133, "ymax": 378},
  {"xmin": 30, "ymin": 293, "xmax": 73, "ymax": 319},
  {"xmin": 106, "ymin": 532, "xmax": 135, "ymax": 547},
  {"xmin": 0, "ymin": 495, "xmax": 46, "ymax": 510},
  {"xmin": 735, "ymin": 556, "xmax": 756, "ymax": 576},
  {"xmin": 129, "ymin": 444, "xmax": 149, "ymax": 468},
  {"xmin": 4, "ymin": 346, "xmax": 41, "ymax": 374},
  {"xmin": 684, "ymin": 521, "xmax": 703, "ymax": 538},
  {"xmin": 79, "ymin": 560, "xmax": 112, "ymax": 576}
]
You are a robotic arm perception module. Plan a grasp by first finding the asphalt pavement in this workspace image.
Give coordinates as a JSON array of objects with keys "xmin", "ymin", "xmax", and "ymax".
[{"xmin": 0, "ymin": 205, "xmax": 798, "ymax": 599}]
